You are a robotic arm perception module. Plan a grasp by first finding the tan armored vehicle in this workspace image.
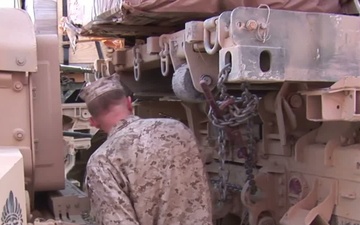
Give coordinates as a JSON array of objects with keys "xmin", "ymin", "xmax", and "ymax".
[{"xmin": 2, "ymin": 0, "xmax": 360, "ymax": 224}]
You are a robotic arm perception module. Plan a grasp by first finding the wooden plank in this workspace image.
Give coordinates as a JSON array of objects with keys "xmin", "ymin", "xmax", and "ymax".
[
  {"xmin": 58, "ymin": 0, "xmax": 109, "ymax": 64},
  {"xmin": 58, "ymin": 39, "xmax": 109, "ymax": 64},
  {"xmin": 64, "ymin": 73, "xmax": 85, "ymax": 83},
  {"xmin": 67, "ymin": 40, "xmax": 109, "ymax": 64}
]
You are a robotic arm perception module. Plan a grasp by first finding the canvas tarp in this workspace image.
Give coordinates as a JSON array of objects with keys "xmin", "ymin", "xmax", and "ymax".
[{"xmin": 68, "ymin": 0, "xmax": 347, "ymax": 26}]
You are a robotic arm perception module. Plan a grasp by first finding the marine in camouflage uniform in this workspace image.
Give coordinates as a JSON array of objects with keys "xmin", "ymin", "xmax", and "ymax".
[{"xmin": 79, "ymin": 74, "xmax": 213, "ymax": 225}]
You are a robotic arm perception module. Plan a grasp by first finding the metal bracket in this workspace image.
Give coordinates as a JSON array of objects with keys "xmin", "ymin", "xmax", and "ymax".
[
  {"xmin": 217, "ymin": 11, "xmax": 232, "ymax": 48},
  {"xmin": 203, "ymin": 16, "xmax": 220, "ymax": 55},
  {"xmin": 301, "ymin": 76, "xmax": 360, "ymax": 121},
  {"xmin": 224, "ymin": 7, "xmax": 360, "ymax": 83}
]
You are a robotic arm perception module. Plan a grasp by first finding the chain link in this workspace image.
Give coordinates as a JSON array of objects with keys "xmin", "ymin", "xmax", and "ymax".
[
  {"xmin": 208, "ymin": 63, "xmax": 259, "ymax": 200},
  {"xmin": 210, "ymin": 178, "xmax": 242, "ymax": 192},
  {"xmin": 209, "ymin": 64, "xmax": 259, "ymax": 129}
]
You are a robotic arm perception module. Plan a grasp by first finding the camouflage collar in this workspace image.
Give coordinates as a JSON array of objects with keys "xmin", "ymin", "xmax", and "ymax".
[{"xmin": 108, "ymin": 115, "xmax": 141, "ymax": 138}]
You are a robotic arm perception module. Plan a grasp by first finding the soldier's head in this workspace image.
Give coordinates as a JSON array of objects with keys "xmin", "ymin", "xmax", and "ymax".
[{"xmin": 79, "ymin": 74, "xmax": 133, "ymax": 133}]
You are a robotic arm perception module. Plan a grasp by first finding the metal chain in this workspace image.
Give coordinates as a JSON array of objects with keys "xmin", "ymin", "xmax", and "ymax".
[
  {"xmin": 208, "ymin": 63, "xmax": 259, "ymax": 199},
  {"xmin": 210, "ymin": 178, "xmax": 242, "ymax": 192},
  {"xmin": 209, "ymin": 65, "xmax": 259, "ymax": 129}
]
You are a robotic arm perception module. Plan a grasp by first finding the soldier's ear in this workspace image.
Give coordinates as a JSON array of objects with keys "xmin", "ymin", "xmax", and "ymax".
[
  {"xmin": 89, "ymin": 117, "xmax": 101, "ymax": 129},
  {"xmin": 126, "ymin": 96, "xmax": 133, "ymax": 112}
]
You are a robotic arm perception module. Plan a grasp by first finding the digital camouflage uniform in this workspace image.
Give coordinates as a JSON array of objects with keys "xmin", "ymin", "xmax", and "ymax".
[{"xmin": 79, "ymin": 75, "xmax": 213, "ymax": 225}]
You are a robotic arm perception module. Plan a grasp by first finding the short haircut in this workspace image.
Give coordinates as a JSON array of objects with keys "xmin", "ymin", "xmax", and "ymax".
[{"xmin": 87, "ymin": 81, "xmax": 132, "ymax": 118}]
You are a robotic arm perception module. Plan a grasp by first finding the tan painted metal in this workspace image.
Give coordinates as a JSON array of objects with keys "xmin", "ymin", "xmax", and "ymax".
[
  {"xmin": 4, "ymin": 1, "xmax": 360, "ymax": 225},
  {"xmin": 0, "ymin": 7, "xmax": 64, "ymax": 220}
]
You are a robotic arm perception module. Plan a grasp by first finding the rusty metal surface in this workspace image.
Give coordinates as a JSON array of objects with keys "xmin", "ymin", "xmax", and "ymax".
[{"xmin": 220, "ymin": 7, "xmax": 360, "ymax": 83}]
